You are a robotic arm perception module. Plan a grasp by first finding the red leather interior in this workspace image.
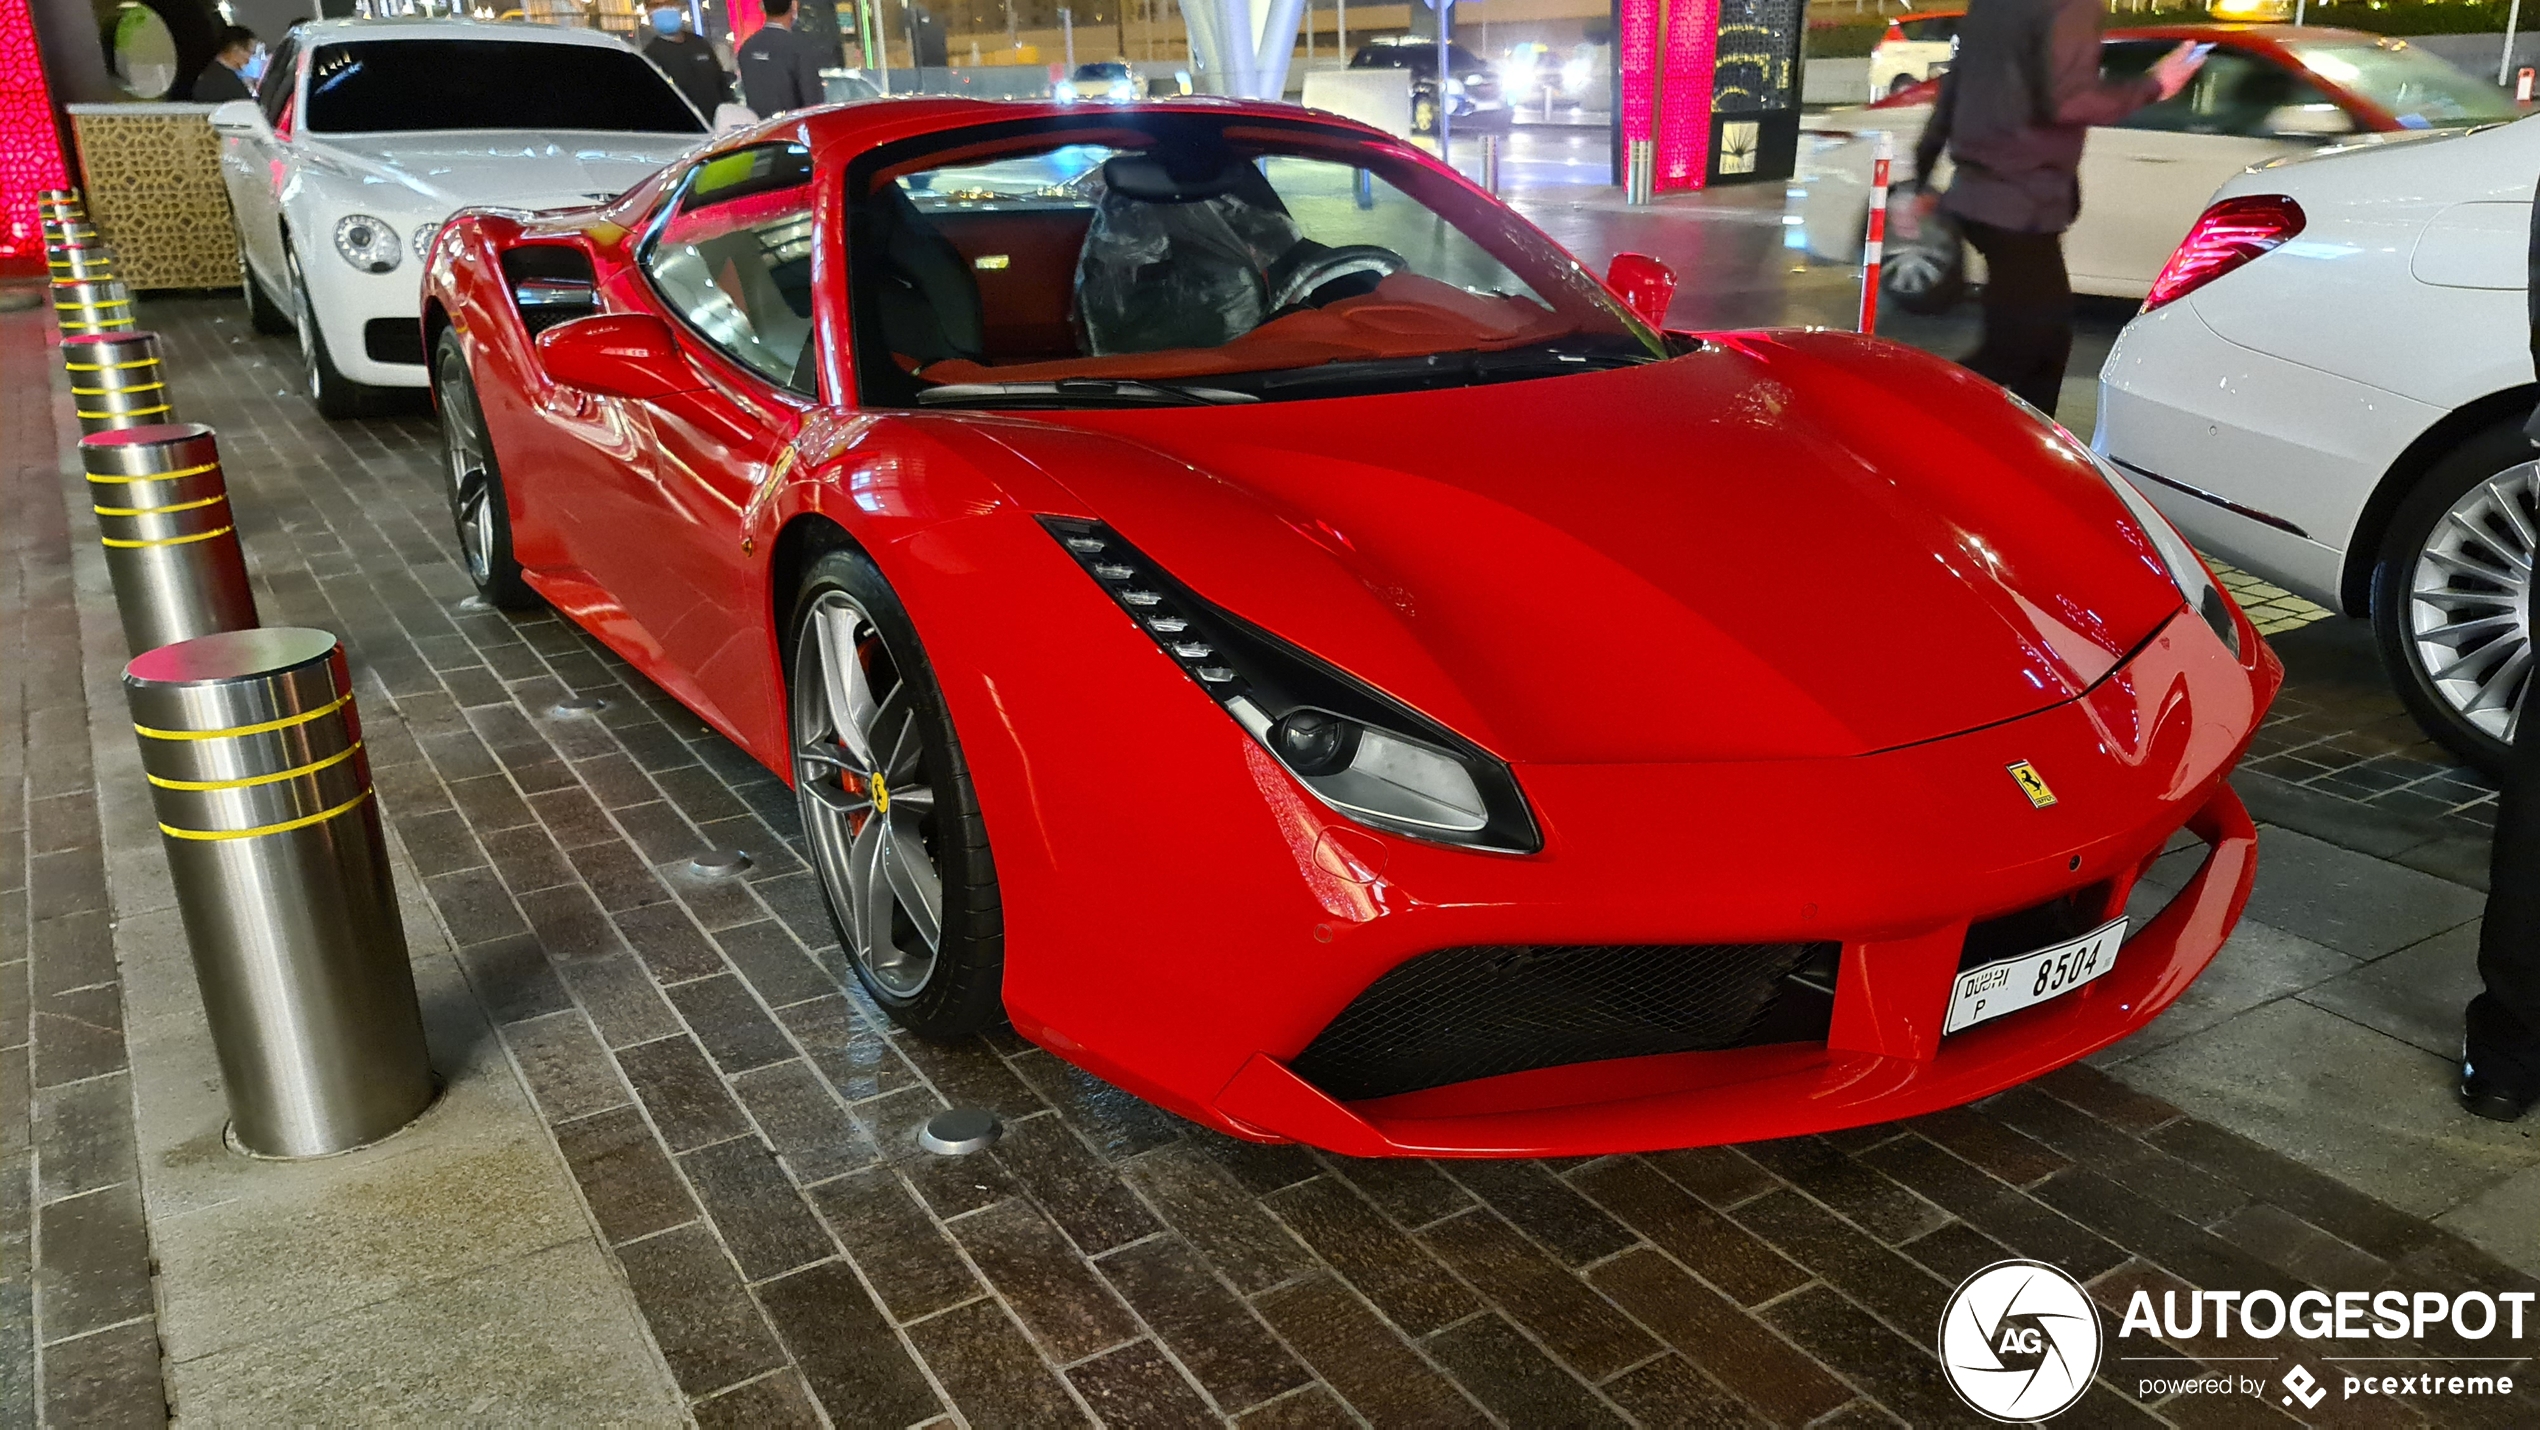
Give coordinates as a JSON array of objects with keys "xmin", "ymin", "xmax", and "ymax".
[{"xmin": 929, "ymin": 209, "xmax": 1097, "ymax": 362}]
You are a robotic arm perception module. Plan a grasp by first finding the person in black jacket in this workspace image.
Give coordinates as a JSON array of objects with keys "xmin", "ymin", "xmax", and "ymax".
[
  {"xmin": 2456, "ymin": 174, "xmax": 2540, "ymax": 1123},
  {"xmin": 737, "ymin": 0, "xmax": 828, "ymax": 117},
  {"xmin": 191, "ymin": 25, "xmax": 259, "ymax": 104},
  {"xmin": 644, "ymin": 6, "xmax": 732, "ymax": 121},
  {"xmin": 1910, "ymin": 0, "xmax": 2202, "ymax": 416}
]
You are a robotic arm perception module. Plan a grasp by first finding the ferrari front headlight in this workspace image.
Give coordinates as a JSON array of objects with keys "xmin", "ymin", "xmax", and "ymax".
[
  {"xmin": 1041, "ymin": 516, "xmax": 1539, "ymax": 853},
  {"xmin": 2087, "ymin": 447, "xmax": 2243, "ymax": 659},
  {"xmin": 333, "ymin": 214, "xmax": 403, "ymax": 274}
]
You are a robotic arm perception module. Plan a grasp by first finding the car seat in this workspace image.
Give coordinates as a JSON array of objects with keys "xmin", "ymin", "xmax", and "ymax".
[
  {"xmin": 864, "ymin": 184, "xmax": 984, "ymax": 365},
  {"xmin": 1075, "ymin": 154, "xmax": 1304, "ymax": 356}
]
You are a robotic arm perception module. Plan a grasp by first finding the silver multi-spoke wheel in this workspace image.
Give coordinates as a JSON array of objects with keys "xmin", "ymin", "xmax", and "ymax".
[
  {"xmin": 793, "ymin": 591, "xmax": 945, "ymax": 1000},
  {"xmin": 440, "ymin": 377, "xmax": 496, "ymax": 584},
  {"xmin": 288, "ymin": 251, "xmax": 322, "ymax": 400},
  {"xmin": 2407, "ymin": 461, "xmax": 2534, "ymax": 743}
]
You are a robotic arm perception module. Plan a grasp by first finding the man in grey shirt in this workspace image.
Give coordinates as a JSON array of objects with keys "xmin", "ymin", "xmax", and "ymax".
[
  {"xmin": 738, "ymin": 0, "xmax": 828, "ymax": 117},
  {"xmin": 1910, "ymin": 0, "xmax": 2201, "ymax": 415}
]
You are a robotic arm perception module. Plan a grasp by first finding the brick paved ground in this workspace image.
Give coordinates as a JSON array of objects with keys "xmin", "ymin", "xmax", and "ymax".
[{"xmin": 8, "ymin": 289, "xmax": 2534, "ymax": 1426}]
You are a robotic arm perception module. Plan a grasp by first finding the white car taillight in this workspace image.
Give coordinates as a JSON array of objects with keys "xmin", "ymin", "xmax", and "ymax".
[{"xmin": 2143, "ymin": 195, "xmax": 2305, "ymax": 312}]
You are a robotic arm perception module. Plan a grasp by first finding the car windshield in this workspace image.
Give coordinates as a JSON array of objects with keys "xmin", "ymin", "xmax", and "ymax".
[
  {"xmin": 2291, "ymin": 40, "xmax": 2518, "ymax": 128},
  {"xmin": 847, "ymin": 115, "xmax": 1660, "ymax": 408},
  {"xmin": 304, "ymin": 39, "xmax": 704, "ymax": 134}
]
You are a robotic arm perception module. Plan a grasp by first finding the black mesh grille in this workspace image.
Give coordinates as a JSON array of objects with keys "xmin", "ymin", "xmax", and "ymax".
[
  {"xmin": 1290, "ymin": 941, "xmax": 1841, "ymax": 1103},
  {"xmin": 363, "ymin": 317, "xmax": 424, "ymax": 365},
  {"xmin": 1960, "ymin": 882, "xmax": 2113, "ymax": 971}
]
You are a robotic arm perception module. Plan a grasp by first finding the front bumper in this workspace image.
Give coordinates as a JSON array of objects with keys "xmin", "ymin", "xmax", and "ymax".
[
  {"xmin": 988, "ymin": 583, "xmax": 2279, "ymax": 1157},
  {"xmin": 308, "ymin": 261, "xmax": 433, "ymax": 389}
]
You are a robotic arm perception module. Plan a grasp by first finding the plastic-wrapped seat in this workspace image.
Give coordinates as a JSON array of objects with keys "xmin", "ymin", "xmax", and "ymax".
[{"xmin": 1075, "ymin": 157, "xmax": 1304, "ymax": 356}]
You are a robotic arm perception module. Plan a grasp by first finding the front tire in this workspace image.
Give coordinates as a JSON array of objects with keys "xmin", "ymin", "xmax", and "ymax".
[
  {"xmin": 1880, "ymin": 184, "xmax": 1966, "ymax": 317},
  {"xmin": 787, "ymin": 544, "xmax": 1003, "ymax": 1038},
  {"xmin": 241, "ymin": 239, "xmax": 291, "ymax": 334},
  {"xmin": 2370, "ymin": 417, "xmax": 2535, "ymax": 777},
  {"xmin": 433, "ymin": 331, "xmax": 537, "ymax": 610},
  {"xmin": 288, "ymin": 245, "xmax": 387, "ymax": 420}
]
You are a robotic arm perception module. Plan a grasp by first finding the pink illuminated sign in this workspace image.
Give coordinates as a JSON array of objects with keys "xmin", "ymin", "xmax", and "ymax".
[
  {"xmin": 0, "ymin": 0, "xmax": 70, "ymax": 267},
  {"xmin": 1616, "ymin": 0, "xmax": 1719, "ymax": 193}
]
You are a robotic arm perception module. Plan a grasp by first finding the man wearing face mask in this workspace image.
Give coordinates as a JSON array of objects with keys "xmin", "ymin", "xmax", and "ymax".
[
  {"xmin": 643, "ymin": 5, "xmax": 732, "ymax": 121},
  {"xmin": 191, "ymin": 25, "xmax": 261, "ymax": 103}
]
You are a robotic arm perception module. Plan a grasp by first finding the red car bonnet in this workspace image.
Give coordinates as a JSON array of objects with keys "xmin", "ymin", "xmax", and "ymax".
[{"xmin": 965, "ymin": 333, "xmax": 2185, "ymax": 766}]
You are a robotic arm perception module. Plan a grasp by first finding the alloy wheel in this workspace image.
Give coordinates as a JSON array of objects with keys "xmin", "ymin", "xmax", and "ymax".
[
  {"xmin": 791, "ymin": 591, "xmax": 945, "ymax": 1000},
  {"xmin": 2407, "ymin": 460, "xmax": 2534, "ymax": 743},
  {"xmin": 438, "ymin": 366, "xmax": 496, "ymax": 583}
]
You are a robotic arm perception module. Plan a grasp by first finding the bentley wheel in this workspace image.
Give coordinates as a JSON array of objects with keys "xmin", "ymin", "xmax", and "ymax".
[
  {"xmin": 788, "ymin": 545, "xmax": 1003, "ymax": 1037},
  {"xmin": 2372, "ymin": 417, "xmax": 2534, "ymax": 778},
  {"xmin": 241, "ymin": 239, "xmax": 291, "ymax": 335},
  {"xmin": 1880, "ymin": 185, "xmax": 1965, "ymax": 317},
  {"xmin": 433, "ymin": 331, "xmax": 536, "ymax": 609},
  {"xmin": 287, "ymin": 245, "xmax": 385, "ymax": 420}
]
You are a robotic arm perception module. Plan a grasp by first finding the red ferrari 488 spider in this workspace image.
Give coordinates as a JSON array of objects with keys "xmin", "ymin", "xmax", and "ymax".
[{"xmin": 421, "ymin": 99, "xmax": 2278, "ymax": 1157}]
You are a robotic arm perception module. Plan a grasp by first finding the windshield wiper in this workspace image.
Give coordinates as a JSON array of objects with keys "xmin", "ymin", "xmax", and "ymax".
[
  {"xmin": 916, "ymin": 379, "xmax": 1257, "ymax": 409},
  {"xmin": 1244, "ymin": 345, "xmax": 1654, "ymax": 395}
]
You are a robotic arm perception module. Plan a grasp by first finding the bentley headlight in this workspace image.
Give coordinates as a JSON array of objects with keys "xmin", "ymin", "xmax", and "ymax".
[
  {"xmin": 1041, "ymin": 517, "xmax": 1540, "ymax": 853},
  {"xmin": 411, "ymin": 219, "xmax": 442, "ymax": 262},
  {"xmin": 333, "ymin": 214, "xmax": 403, "ymax": 274},
  {"xmin": 2088, "ymin": 448, "xmax": 2244, "ymax": 659}
]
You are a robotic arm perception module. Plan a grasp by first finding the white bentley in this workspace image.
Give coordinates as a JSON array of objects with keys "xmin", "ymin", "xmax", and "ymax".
[{"xmin": 210, "ymin": 19, "xmax": 733, "ymax": 417}]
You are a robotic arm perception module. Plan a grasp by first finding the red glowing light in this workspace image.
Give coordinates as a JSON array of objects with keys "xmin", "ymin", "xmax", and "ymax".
[{"xmin": 0, "ymin": 0, "xmax": 72, "ymax": 265}]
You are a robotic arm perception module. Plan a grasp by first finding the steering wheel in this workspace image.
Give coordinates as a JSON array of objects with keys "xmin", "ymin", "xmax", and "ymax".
[{"xmin": 1267, "ymin": 244, "xmax": 1407, "ymax": 312}]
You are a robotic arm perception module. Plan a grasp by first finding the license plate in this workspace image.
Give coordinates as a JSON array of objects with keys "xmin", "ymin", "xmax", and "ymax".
[{"xmin": 1943, "ymin": 918, "xmax": 2127, "ymax": 1035}]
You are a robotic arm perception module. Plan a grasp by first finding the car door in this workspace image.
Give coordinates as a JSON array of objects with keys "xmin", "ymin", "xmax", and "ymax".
[
  {"xmin": 2068, "ymin": 42, "xmax": 2348, "ymax": 295},
  {"xmin": 223, "ymin": 34, "xmax": 300, "ymax": 293},
  {"xmin": 604, "ymin": 142, "xmax": 820, "ymax": 740}
]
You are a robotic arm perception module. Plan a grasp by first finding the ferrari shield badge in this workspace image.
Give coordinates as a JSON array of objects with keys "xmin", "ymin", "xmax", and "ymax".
[{"xmin": 2007, "ymin": 760, "xmax": 2057, "ymax": 809}]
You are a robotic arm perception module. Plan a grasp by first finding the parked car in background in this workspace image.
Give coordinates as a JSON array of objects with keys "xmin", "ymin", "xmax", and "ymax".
[
  {"xmin": 1055, "ymin": 61, "xmax": 1139, "ymax": 103},
  {"xmin": 2098, "ymin": 114, "xmax": 2537, "ymax": 773},
  {"xmin": 209, "ymin": 19, "xmax": 718, "ymax": 417},
  {"xmin": 1868, "ymin": 9, "xmax": 1961, "ymax": 99},
  {"xmin": 1800, "ymin": 27, "xmax": 2518, "ymax": 302},
  {"xmin": 1350, "ymin": 36, "xmax": 1507, "ymax": 134},
  {"xmin": 423, "ymin": 100, "xmax": 2275, "ymax": 1156}
]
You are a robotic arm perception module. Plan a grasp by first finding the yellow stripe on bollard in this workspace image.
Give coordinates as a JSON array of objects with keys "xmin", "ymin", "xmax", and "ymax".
[
  {"xmin": 158, "ymin": 788, "xmax": 374, "ymax": 842},
  {"xmin": 93, "ymin": 493, "xmax": 228, "ymax": 518},
  {"xmin": 87, "ymin": 461, "xmax": 219, "ymax": 484},
  {"xmin": 100, "ymin": 524, "xmax": 234, "ymax": 550},
  {"xmin": 147, "ymin": 741, "xmax": 364, "ymax": 792},
  {"xmin": 134, "ymin": 691, "xmax": 355, "ymax": 742}
]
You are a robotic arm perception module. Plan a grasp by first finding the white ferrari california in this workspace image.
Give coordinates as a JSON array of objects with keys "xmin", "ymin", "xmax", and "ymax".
[
  {"xmin": 210, "ymin": 19, "xmax": 725, "ymax": 416},
  {"xmin": 2096, "ymin": 114, "xmax": 2535, "ymax": 771}
]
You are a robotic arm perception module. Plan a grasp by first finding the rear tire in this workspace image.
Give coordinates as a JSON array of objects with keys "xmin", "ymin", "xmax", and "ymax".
[
  {"xmin": 2369, "ymin": 416, "xmax": 2535, "ymax": 778},
  {"xmin": 787, "ymin": 544, "xmax": 1004, "ymax": 1038},
  {"xmin": 433, "ymin": 331, "xmax": 537, "ymax": 610},
  {"xmin": 1888, "ymin": 74, "xmax": 1918, "ymax": 98},
  {"xmin": 288, "ymin": 245, "xmax": 389, "ymax": 420}
]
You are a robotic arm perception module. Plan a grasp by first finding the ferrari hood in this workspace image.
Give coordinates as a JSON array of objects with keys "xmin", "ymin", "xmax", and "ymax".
[
  {"xmin": 973, "ymin": 332, "xmax": 2187, "ymax": 765},
  {"xmin": 308, "ymin": 131, "xmax": 696, "ymax": 210}
]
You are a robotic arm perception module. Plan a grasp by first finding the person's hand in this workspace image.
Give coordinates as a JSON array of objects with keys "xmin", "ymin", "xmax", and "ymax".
[{"xmin": 2150, "ymin": 41, "xmax": 2207, "ymax": 101}]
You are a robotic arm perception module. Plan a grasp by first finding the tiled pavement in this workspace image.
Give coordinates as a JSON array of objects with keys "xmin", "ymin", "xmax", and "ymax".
[{"xmin": 7, "ymin": 286, "xmax": 2538, "ymax": 1427}]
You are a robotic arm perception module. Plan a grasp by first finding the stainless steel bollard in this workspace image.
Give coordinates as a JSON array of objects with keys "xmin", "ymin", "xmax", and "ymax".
[
  {"xmin": 1480, "ymin": 132, "xmax": 1502, "ymax": 195},
  {"xmin": 82, "ymin": 423, "xmax": 257, "ymax": 652},
  {"xmin": 42, "ymin": 217, "xmax": 100, "ymax": 251},
  {"xmin": 63, "ymin": 330, "xmax": 174, "ymax": 433},
  {"xmin": 54, "ymin": 277, "xmax": 136, "ymax": 336},
  {"xmin": 1625, "ymin": 139, "xmax": 1656, "ymax": 206},
  {"xmin": 125, "ymin": 629, "xmax": 434, "ymax": 1157},
  {"xmin": 50, "ymin": 245, "xmax": 117, "ymax": 284}
]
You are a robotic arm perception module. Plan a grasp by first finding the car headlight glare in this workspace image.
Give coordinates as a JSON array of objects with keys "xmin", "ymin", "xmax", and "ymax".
[
  {"xmin": 333, "ymin": 214, "xmax": 403, "ymax": 274},
  {"xmin": 2088, "ymin": 448, "xmax": 2243, "ymax": 659},
  {"xmin": 1042, "ymin": 516, "xmax": 1539, "ymax": 853}
]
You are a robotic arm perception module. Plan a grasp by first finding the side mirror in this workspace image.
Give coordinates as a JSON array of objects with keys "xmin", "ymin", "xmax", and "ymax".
[
  {"xmin": 1605, "ymin": 252, "xmax": 1678, "ymax": 329},
  {"xmin": 207, "ymin": 99, "xmax": 267, "ymax": 136},
  {"xmin": 712, "ymin": 102, "xmax": 758, "ymax": 135},
  {"xmin": 535, "ymin": 313, "xmax": 699, "ymax": 400},
  {"xmin": 2262, "ymin": 103, "xmax": 2356, "ymax": 138}
]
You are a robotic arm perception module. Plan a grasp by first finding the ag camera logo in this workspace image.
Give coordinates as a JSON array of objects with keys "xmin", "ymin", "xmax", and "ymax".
[{"xmin": 1940, "ymin": 1260, "xmax": 2103, "ymax": 1420}]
